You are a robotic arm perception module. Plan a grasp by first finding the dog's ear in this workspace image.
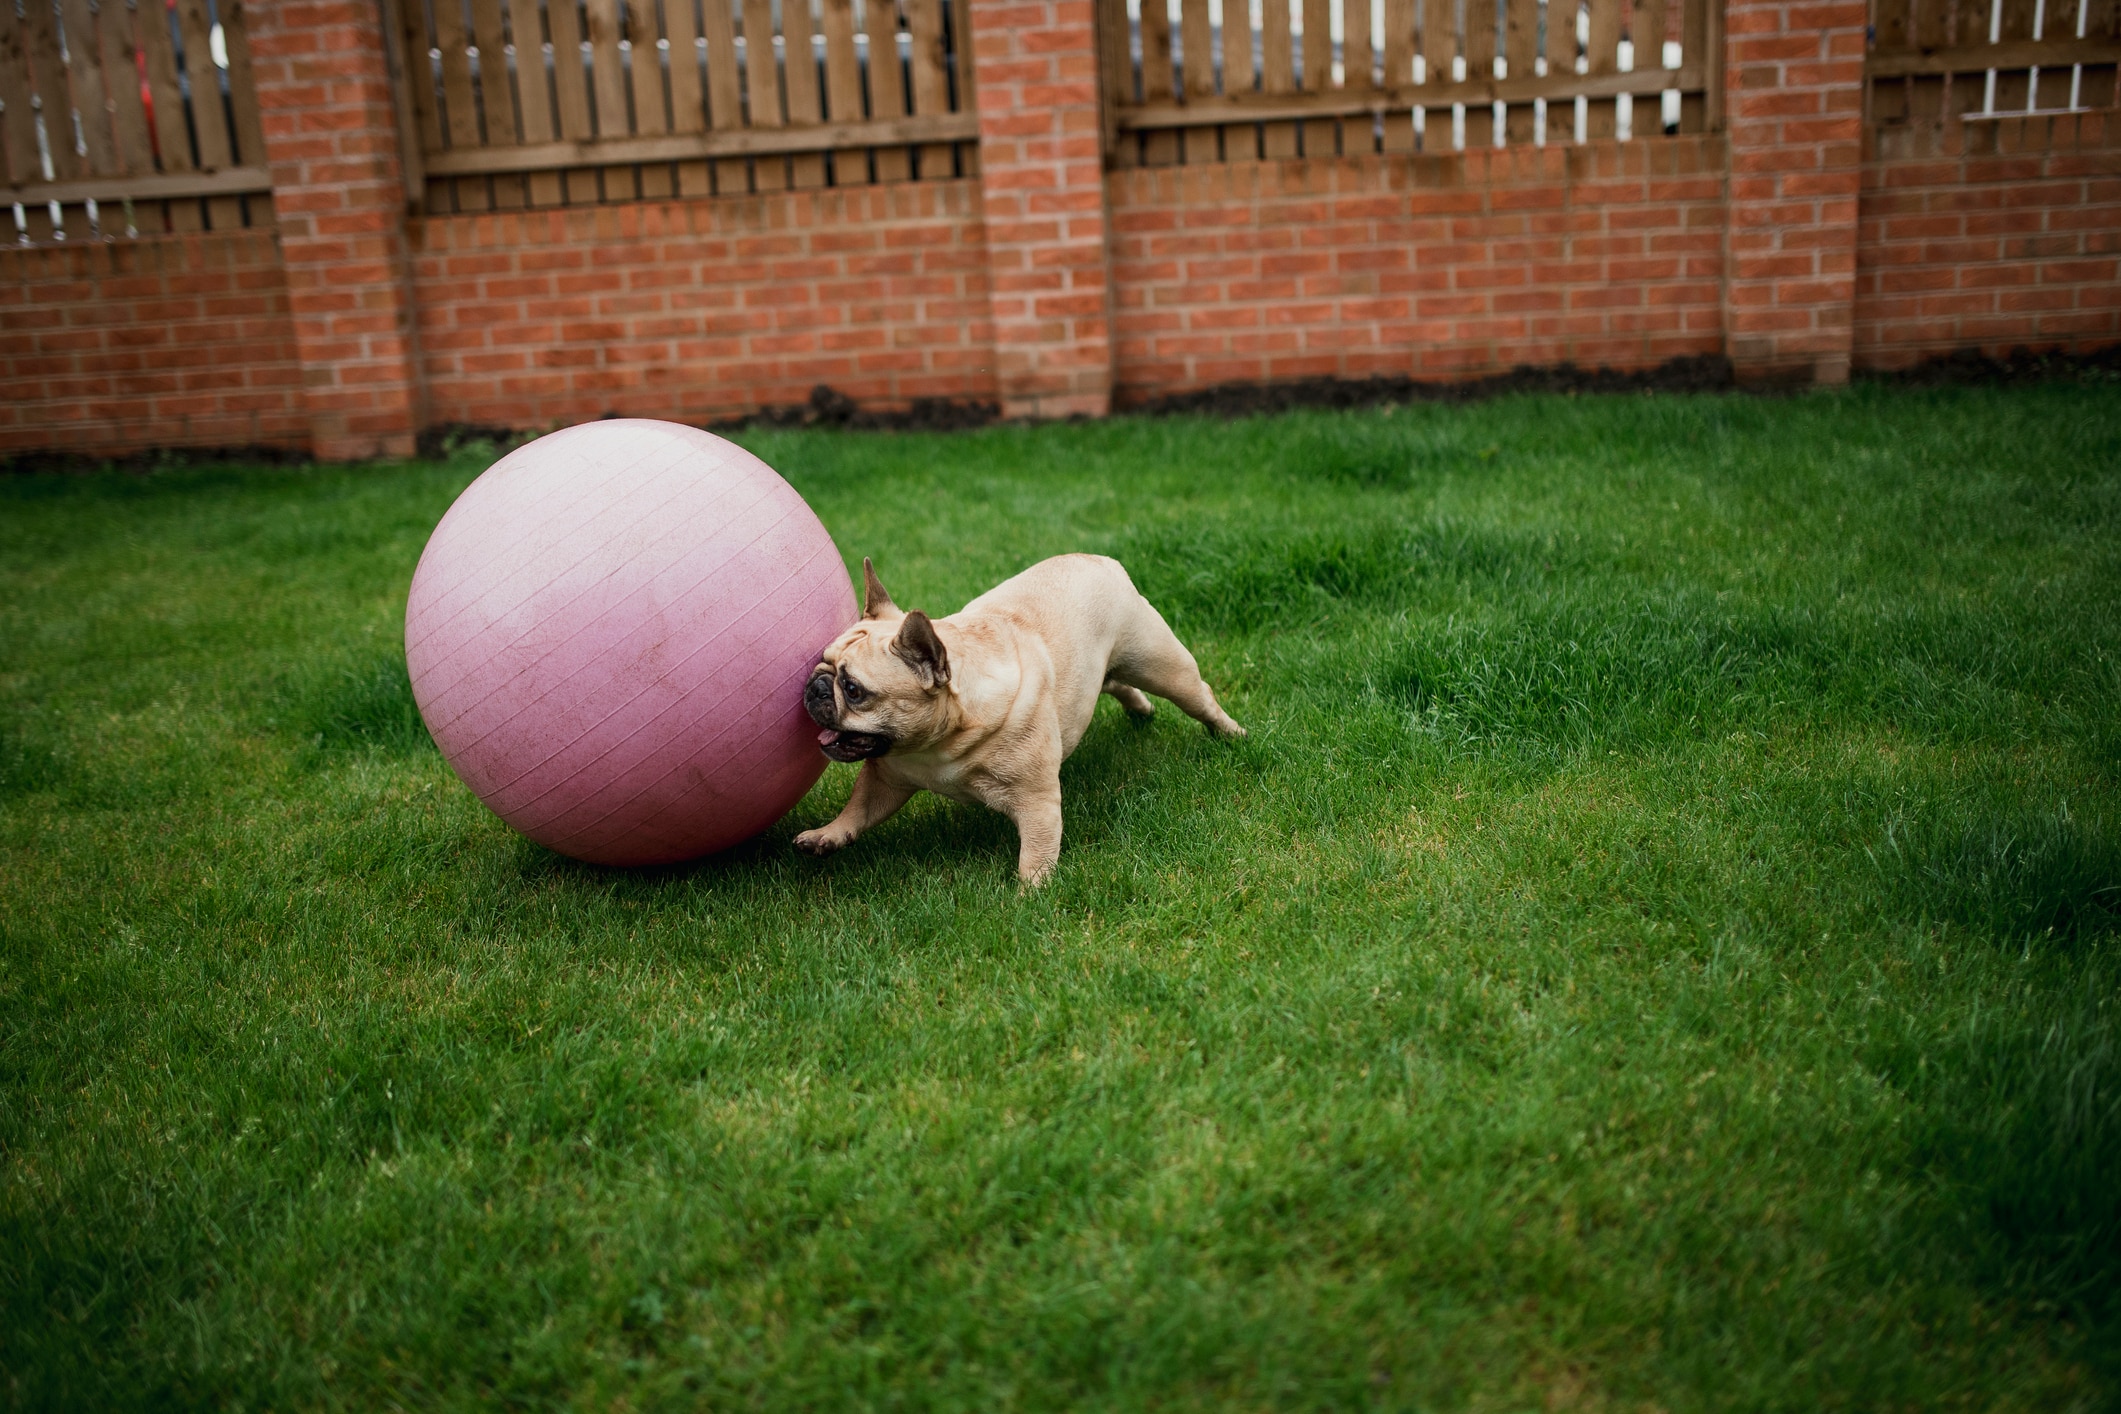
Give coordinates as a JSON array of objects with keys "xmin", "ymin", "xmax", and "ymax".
[
  {"xmin": 891, "ymin": 611, "xmax": 951, "ymax": 690},
  {"xmin": 862, "ymin": 558, "xmax": 897, "ymax": 619}
]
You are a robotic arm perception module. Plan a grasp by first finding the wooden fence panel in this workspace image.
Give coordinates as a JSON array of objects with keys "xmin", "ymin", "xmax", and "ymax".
[
  {"xmin": 1869, "ymin": 0, "xmax": 2121, "ymax": 120},
  {"xmin": 3, "ymin": 0, "xmax": 272, "ymax": 241},
  {"xmin": 1100, "ymin": 0, "xmax": 1720, "ymax": 160}
]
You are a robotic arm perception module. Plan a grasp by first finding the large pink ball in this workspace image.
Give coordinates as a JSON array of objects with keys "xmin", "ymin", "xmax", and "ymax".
[{"xmin": 404, "ymin": 420, "xmax": 855, "ymax": 866}]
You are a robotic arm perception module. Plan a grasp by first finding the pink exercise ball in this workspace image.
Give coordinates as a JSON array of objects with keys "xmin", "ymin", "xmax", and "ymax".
[{"xmin": 404, "ymin": 419, "xmax": 856, "ymax": 866}]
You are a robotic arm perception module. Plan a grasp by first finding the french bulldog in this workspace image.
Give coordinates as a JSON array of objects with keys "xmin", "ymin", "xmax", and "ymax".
[{"xmin": 796, "ymin": 554, "xmax": 1246, "ymax": 886}]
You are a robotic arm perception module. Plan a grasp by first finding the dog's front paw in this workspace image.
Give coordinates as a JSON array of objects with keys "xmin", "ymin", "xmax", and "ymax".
[{"xmin": 793, "ymin": 828, "xmax": 849, "ymax": 856}]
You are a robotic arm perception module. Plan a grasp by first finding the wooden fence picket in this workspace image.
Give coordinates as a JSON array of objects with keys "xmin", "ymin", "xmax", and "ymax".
[
  {"xmin": 819, "ymin": 0, "xmax": 866, "ymax": 182},
  {"xmin": 784, "ymin": 0, "xmax": 829, "ymax": 187},
  {"xmin": 907, "ymin": 0, "xmax": 953, "ymax": 174}
]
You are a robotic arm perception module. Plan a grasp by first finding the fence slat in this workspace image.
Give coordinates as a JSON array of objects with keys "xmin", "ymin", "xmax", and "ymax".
[
  {"xmin": 1138, "ymin": 0, "xmax": 1177, "ymax": 162},
  {"xmin": 139, "ymin": 0, "xmax": 202, "ymax": 228},
  {"xmin": 1348, "ymin": 0, "xmax": 1377, "ymax": 102},
  {"xmin": 583, "ymin": 0, "xmax": 628, "ymax": 136},
  {"xmin": 58, "ymin": 0, "xmax": 118, "ymax": 175},
  {"xmin": 740, "ymin": 0, "xmax": 787, "ymax": 189},
  {"xmin": 1585, "ymin": 0, "xmax": 1622, "ymax": 136},
  {"xmin": 951, "ymin": 0, "xmax": 975, "ymax": 170},
  {"xmin": 1381, "ymin": 0, "xmax": 1416, "ymax": 146},
  {"xmin": 1504, "ymin": 0, "xmax": 1538, "ymax": 140},
  {"xmin": 1416, "ymin": 0, "xmax": 1448, "ymax": 143},
  {"xmin": 906, "ymin": 0, "xmax": 951, "ymax": 174},
  {"xmin": 469, "ymin": 0, "xmax": 518, "ymax": 142},
  {"xmin": 139, "ymin": 0, "xmax": 196, "ymax": 232},
  {"xmin": 0, "ymin": 4, "xmax": 43, "ymax": 186},
  {"xmin": 819, "ymin": 0, "xmax": 865, "ymax": 180},
  {"xmin": 545, "ymin": 0, "xmax": 602, "ymax": 200},
  {"xmin": 1179, "ymin": 0, "xmax": 1214, "ymax": 160},
  {"xmin": 23, "ymin": 0, "xmax": 82, "ymax": 181},
  {"xmin": 430, "ymin": 0, "xmax": 481, "ymax": 149},
  {"xmin": 220, "ymin": 0, "xmax": 268, "ymax": 166},
  {"xmin": 544, "ymin": 0, "xmax": 591, "ymax": 139},
  {"xmin": 626, "ymin": 0, "xmax": 676, "ymax": 197},
  {"xmin": 1097, "ymin": 0, "xmax": 1132, "ymax": 161},
  {"xmin": 395, "ymin": 0, "xmax": 447, "ymax": 170},
  {"xmin": 1637, "ymin": 0, "xmax": 1670, "ymax": 131},
  {"xmin": 663, "ymin": 0, "xmax": 714, "ymax": 195},
  {"xmin": 578, "ymin": 0, "xmax": 633, "ymax": 199},
  {"xmin": 1260, "ymin": 0, "xmax": 1297, "ymax": 153},
  {"xmin": 784, "ymin": 0, "xmax": 829, "ymax": 185},
  {"xmin": 181, "ymin": 0, "xmax": 244, "ymax": 223},
  {"xmin": 469, "ymin": 0, "xmax": 528, "ymax": 205},
  {"xmin": 1299, "ymin": 0, "xmax": 1331, "ymax": 153},
  {"xmin": 1222, "ymin": 0, "xmax": 1260, "ymax": 157},
  {"xmin": 866, "ymin": 0, "xmax": 911, "ymax": 179},
  {"xmin": 1465, "ymin": 0, "xmax": 1496, "ymax": 145},
  {"xmin": 505, "ymin": 0, "xmax": 565, "ymax": 202},
  {"xmin": 699, "ymin": 0, "xmax": 747, "ymax": 190}
]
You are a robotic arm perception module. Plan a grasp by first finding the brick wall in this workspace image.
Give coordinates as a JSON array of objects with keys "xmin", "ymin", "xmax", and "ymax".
[
  {"xmin": 1855, "ymin": 111, "xmax": 2121, "ymax": 368},
  {"xmin": 6, "ymin": 1, "xmax": 2121, "ymax": 461},
  {"xmin": 246, "ymin": 0, "xmax": 426, "ymax": 461},
  {"xmin": 1108, "ymin": 138, "xmax": 1727, "ymax": 403},
  {"xmin": 409, "ymin": 181, "xmax": 996, "ymax": 428},
  {"xmin": 1721, "ymin": 0, "xmax": 1867, "ymax": 384},
  {"xmin": 0, "ymin": 232, "xmax": 306, "ymax": 456},
  {"xmin": 965, "ymin": 0, "xmax": 1117, "ymax": 418}
]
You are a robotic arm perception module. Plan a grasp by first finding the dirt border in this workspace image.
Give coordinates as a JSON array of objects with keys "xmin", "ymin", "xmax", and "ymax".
[{"xmin": 1122, "ymin": 353, "xmax": 1739, "ymax": 420}]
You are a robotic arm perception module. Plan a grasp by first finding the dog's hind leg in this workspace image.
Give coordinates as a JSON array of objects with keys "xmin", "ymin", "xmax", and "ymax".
[
  {"xmin": 1112, "ymin": 603, "xmax": 1247, "ymax": 739},
  {"xmin": 1103, "ymin": 678, "xmax": 1156, "ymax": 720}
]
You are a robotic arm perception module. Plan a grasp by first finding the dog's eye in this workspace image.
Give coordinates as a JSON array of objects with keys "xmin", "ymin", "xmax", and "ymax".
[{"xmin": 840, "ymin": 675, "xmax": 867, "ymax": 706}]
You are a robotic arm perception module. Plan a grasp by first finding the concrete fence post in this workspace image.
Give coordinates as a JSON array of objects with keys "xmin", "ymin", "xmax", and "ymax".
[
  {"xmin": 247, "ymin": 0, "xmax": 425, "ymax": 459},
  {"xmin": 966, "ymin": 0, "xmax": 1117, "ymax": 417},
  {"xmin": 1720, "ymin": 0, "xmax": 1870, "ymax": 386}
]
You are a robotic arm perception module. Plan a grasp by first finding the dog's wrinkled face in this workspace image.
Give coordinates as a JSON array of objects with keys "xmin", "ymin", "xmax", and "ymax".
[{"xmin": 805, "ymin": 559, "xmax": 952, "ymax": 763}]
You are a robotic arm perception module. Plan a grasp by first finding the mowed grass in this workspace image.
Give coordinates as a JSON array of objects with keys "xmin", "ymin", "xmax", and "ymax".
[{"xmin": 2, "ymin": 383, "xmax": 2119, "ymax": 1411}]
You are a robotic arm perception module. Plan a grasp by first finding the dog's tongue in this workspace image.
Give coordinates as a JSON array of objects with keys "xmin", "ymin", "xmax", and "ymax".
[{"xmin": 817, "ymin": 728, "xmax": 840, "ymax": 747}]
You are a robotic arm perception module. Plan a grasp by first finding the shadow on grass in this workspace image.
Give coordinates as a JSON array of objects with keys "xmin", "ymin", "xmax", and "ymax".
[
  {"xmin": 507, "ymin": 705, "xmax": 1234, "ymax": 907},
  {"xmin": 1868, "ymin": 797, "xmax": 2121, "ymax": 1339},
  {"xmin": 289, "ymin": 648, "xmax": 435, "ymax": 758}
]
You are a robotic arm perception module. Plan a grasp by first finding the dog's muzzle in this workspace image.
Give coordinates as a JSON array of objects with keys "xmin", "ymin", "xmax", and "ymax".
[{"xmin": 805, "ymin": 671, "xmax": 892, "ymax": 762}]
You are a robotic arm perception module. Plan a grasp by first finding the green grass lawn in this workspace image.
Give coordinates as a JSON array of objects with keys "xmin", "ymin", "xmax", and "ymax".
[{"xmin": 3, "ymin": 383, "xmax": 2118, "ymax": 1410}]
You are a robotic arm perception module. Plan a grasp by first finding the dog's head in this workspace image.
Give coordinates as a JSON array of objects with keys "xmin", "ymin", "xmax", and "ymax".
[{"xmin": 804, "ymin": 559, "xmax": 953, "ymax": 763}]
